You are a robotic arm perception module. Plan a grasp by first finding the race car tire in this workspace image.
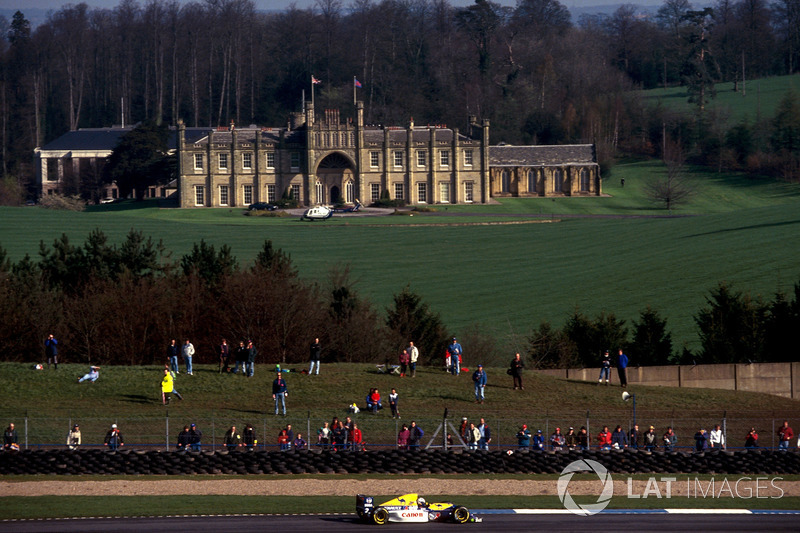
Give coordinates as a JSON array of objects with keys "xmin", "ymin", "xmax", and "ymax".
[
  {"xmin": 372, "ymin": 507, "xmax": 389, "ymax": 525},
  {"xmin": 453, "ymin": 506, "xmax": 470, "ymax": 523}
]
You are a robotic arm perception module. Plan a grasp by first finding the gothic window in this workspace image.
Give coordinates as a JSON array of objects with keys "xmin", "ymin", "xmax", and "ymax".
[
  {"xmin": 580, "ymin": 168, "xmax": 590, "ymax": 191},
  {"xmin": 501, "ymin": 170, "xmax": 510, "ymax": 193},
  {"xmin": 345, "ymin": 180, "xmax": 355, "ymax": 203},
  {"xmin": 315, "ymin": 181, "xmax": 325, "ymax": 204}
]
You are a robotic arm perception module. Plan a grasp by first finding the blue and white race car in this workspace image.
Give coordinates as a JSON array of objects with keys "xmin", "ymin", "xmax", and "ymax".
[{"xmin": 356, "ymin": 493, "xmax": 481, "ymax": 525}]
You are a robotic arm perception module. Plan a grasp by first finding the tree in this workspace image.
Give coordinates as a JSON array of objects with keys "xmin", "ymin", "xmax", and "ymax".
[
  {"xmin": 180, "ymin": 239, "xmax": 238, "ymax": 288},
  {"xmin": 527, "ymin": 320, "xmax": 578, "ymax": 369},
  {"xmin": 385, "ymin": 286, "xmax": 448, "ymax": 365},
  {"xmin": 645, "ymin": 141, "xmax": 695, "ymax": 210},
  {"xmin": 254, "ymin": 239, "xmax": 296, "ymax": 277},
  {"xmin": 104, "ymin": 120, "xmax": 171, "ymax": 199},
  {"xmin": 631, "ymin": 307, "xmax": 673, "ymax": 365},
  {"xmin": 680, "ymin": 8, "xmax": 719, "ymax": 113}
]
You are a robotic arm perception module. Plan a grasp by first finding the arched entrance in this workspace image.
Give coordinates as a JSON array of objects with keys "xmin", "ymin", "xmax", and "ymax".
[
  {"xmin": 330, "ymin": 185, "xmax": 341, "ymax": 203},
  {"xmin": 316, "ymin": 152, "xmax": 355, "ymax": 205}
]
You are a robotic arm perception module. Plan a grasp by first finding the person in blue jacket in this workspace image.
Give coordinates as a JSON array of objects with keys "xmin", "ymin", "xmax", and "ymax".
[
  {"xmin": 617, "ymin": 349, "xmax": 629, "ymax": 388},
  {"xmin": 532, "ymin": 429, "xmax": 545, "ymax": 451},
  {"xmin": 472, "ymin": 364, "xmax": 487, "ymax": 403},
  {"xmin": 272, "ymin": 372, "xmax": 288, "ymax": 415},
  {"xmin": 447, "ymin": 337, "xmax": 462, "ymax": 375},
  {"xmin": 45, "ymin": 334, "xmax": 59, "ymax": 370}
]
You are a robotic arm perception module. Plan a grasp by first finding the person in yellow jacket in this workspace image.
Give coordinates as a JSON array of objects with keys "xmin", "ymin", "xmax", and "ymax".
[{"xmin": 161, "ymin": 368, "xmax": 174, "ymax": 405}]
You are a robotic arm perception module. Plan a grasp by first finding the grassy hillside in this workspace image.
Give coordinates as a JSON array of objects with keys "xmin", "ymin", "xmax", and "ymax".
[{"xmin": 2, "ymin": 362, "xmax": 798, "ymax": 449}]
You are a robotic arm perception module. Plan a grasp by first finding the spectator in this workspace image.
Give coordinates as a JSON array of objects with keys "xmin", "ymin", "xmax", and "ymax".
[
  {"xmin": 407, "ymin": 341, "xmax": 419, "ymax": 378},
  {"xmin": 745, "ymin": 428, "xmax": 759, "ymax": 449},
  {"xmin": 550, "ymin": 427, "xmax": 566, "ymax": 451},
  {"xmin": 3, "ymin": 423, "xmax": 18, "ymax": 450},
  {"xmin": 243, "ymin": 424, "xmax": 257, "ymax": 451},
  {"xmin": 509, "ymin": 353, "xmax": 524, "ymax": 390},
  {"xmin": 285, "ymin": 424, "xmax": 294, "ymax": 445},
  {"xmin": 617, "ymin": 348, "xmax": 628, "ymax": 388},
  {"xmin": 472, "ymin": 364, "xmax": 487, "ymax": 404},
  {"xmin": 177, "ymin": 425, "xmax": 192, "ymax": 451},
  {"xmin": 397, "ymin": 424, "xmax": 410, "ymax": 450},
  {"xmin": 777, "ymin": 421, "xmax": 794, "ymax": 450},
  {"xmin": 45, "ymin": 334, "xmax": 59, "ymax": 370},
  {"xmin": 564, "ymin": 427, "xmax": 577, "ymax": 449},
  {"xmin": 389, "ymin": 388, "xmax": 400, "ymax": 419},
  {"xmin": 598, "ymin": 350, "xmax": 611, "ymax": 384},
  {"xmin": 161, "ymin": 368, "xmax": 174, "ymax": 405},
  {"xmin": 78, "ymin": 366, "xmax": 100, "ymax": 383},
  {"xmin": 350, "ymin": 424, "xmax": 364, "ymax": 451},
  {"xmin": 189, "ymin": 423, "xmax": 202, "ymax": 451},
  {"xmin": 408, "ymin": 421, "xmax": 424, "ymax": 450},
  {"xmin": 709, "ymin": 424, "xmax": 725, "ymax": 449},
  {"xmin": 597, "ymin": 426, "xmax": 612, "ymax": 450},
  {"xmin": 246, "ymin": 340, "xmax": 257, "ymax": 377},
  {"xmin": 233, "ymin": 341, "xmax": 247, "ymax": 374},
  {"xmin": 293, "ymin": 433, "xmax": 307, "ymax": 450},
  {"xmin": 663, "ymin": 427, "xmax": 677, "ymax": 452},
  {"xmin": 611, "ymin": 425, "xmax": 628, "ymax": 448},
  {"xmin": 516, "ymin": 425, "xmax": 531, "ymax": 449},
  {"xmin": 532, "ymin": 429, "xmax": 545, "ymax": 451},
  {"xmin": 223, "ymin": 426, "xmax": 241, "ymax": 451},
  {"xmin": 367, "ymin": 388, "xmax": 382, "ymax": 413},
  {"xmin": 447, "ymin": 337, "xmax": 462, "ymax": 375},
  {"xmin": 399, "ymin": 349, "xmax": 410, "ymax": 377},
  {"xmin": 104, "ymin": 424, "xmax": 124, "ymax": 451},
  {"xmin": 66, "ymin": 424, "xmax": 81, "ymax": 450},
  {"xmin": 643, "ymin": 426, "xmax": 657, "ymax": 451},
  {"xmin": 447, "ymin": 434, "xmax": 454, "ymax": 447},
  {"xmin": 459, "ymin": 417, "xmax": 469, "ymax": 443},
  {"xmin": 272, "ymin": 372, "xmax": 288, "ymax": 416},
  {"xmin": 577, "ymin": 426, "xmax": 589, "ymax": 451},
  {"xmin": 333, "ymin": 421, "xmax": 347, "ymax": 451},
  {"xmin": 694, "ymin": 428, "xmax": 708, "ymax": 452},
  {"xmin": 277, "ymin": 428, "xmax": 290, "ymax": 451},
  {"xmin": 629, "ymin": 424, "xmax": 641, "ymax": 449},
  {"xmin": 318, "ymin": 422, "xmax": 331, "ymax": 448},
  {"xmin": 309, "ymin": 337, "xmax": 321, "ymax": 375},
  {"xmin": 467, "ymin": 423, "xmax": 481, "ymax": 450},
  {"xmin": 167, "ymin": 339, "xmax": 180, "ymax": 374},
  {"xmin": 218, "ymin": 338, "xmax": 230, "ymax": 373},
  {"xmin": 481, "ymin": 422, "xmax": 492, "ymax": 450},
  {"xmin": 182, "ymin": 339, "xmax": 195, "ymax": 375},
  {"xmin": 477, "ymin": 418, "xmax": 487, "ymax": 448},
  {"xmin": 164, "ymin": 364, "xmax": 184, "ymax": 401}
]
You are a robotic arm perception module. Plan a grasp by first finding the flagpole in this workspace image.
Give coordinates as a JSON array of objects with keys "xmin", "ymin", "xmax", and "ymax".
[
  {"xmin": 311, "ymin": 77, "xmax": 315, "ymax": 112},
  {"xmin": 353, "ymin": 76, "xmax": 356, "ymax": 106}
]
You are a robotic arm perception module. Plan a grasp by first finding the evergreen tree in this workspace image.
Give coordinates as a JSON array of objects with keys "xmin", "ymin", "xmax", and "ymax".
[
  {"xmin": 632, "ymin": 307, "xmax": 673, "ymax": 365},
  {"xmin": 385, "ymin": 285, "xmax": 448, "ymax": 365}
]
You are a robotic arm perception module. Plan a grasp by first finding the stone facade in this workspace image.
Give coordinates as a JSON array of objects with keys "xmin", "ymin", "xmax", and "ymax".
[{"xmin": 488, "ymin": 145, "xmax": 601, "ymax": 197}]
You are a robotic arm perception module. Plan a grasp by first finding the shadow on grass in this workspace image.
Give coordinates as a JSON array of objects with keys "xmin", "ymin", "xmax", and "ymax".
[
  {"xmin": 684, "ymin": 218, "xmax": 800, "ymax": 237},
  {"xmin": 119, "ymin": 394, "xmax": 152, "ymax": 404}
]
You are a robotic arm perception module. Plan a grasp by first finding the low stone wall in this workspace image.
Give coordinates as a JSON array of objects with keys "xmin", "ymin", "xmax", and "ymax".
[{"xmin": 2, "ymin": 448, "xmax": 799, "ymax": 476}]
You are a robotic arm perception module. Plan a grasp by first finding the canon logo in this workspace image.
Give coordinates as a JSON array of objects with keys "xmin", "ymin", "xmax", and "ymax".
[{"xmin": 400, "ymin": 511, "xmax": 425, "ymax": 518}]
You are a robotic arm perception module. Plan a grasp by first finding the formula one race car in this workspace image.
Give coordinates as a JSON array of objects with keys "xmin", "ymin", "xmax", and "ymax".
[{"xmin": 356, "ymin": 493, "xmax": 481, "ymax": 525}]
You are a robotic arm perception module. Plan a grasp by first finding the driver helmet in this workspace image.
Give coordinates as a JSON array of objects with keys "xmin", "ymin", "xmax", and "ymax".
[{"xmin": 417, "ymin": 498, "xmax": 426, "ymax": 507}]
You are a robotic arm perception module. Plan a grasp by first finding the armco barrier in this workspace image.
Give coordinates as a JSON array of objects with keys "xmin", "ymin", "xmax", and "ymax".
[{"xmin": 1, "ymin": 448, "xmax": 800, "ymax": 476}]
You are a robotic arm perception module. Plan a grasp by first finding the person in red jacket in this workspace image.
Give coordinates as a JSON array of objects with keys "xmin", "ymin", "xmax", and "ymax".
[
  {"xmin": 778, "ymin": 421, "xmax": 794, "ymax": 450},
  {"xmin": 351, "ymin": 423, "xmax": 364, "ymax": 451},
  {"xmin": 597, "ymin": 425, "xmax": 612, "ymax": 450}
]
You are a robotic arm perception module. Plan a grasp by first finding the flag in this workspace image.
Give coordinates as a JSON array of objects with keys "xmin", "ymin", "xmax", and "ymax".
[
  {"xmin": 311, "ymin": 76, "xmax": 321, "ymax": 85},
  {"xmin": 354, "ymin": 78, "xmax": 362, "ymax": 88}
]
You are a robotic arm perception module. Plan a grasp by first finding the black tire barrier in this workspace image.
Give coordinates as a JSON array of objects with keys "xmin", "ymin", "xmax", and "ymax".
[{"xmin": 2, "ymin": 448, "xmax": 800, "ymax": 476}]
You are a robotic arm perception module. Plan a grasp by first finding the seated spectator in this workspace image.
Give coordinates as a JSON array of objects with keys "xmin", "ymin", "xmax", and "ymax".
[
  {"xmin": 516, "ymin": 425, "xmax": 531, "ymax": 449},
  {"xmin": 66, "ymin": 424, "xmax": 81, "ymax": 450},
  {"xmin": 643, "ymin": 426, "xmax": 657, "ymax": 451},
  {"xmin": 745, "ymin": 427, "xmax": 759, "ymax": 449},
  {"xmin": 577, "ymin": 426, "xmax": 589, "ymax": 450},
  {"xmin": 350, "ymin": 423, "xmax": 364, "ymax": 451},
  {"xmin": 532, "ymin": 429, "xmax": 545, "ymax": 451},
  {"xmin": 177, "ymin": 425, "xmax": 191, "ymax": 451},
  {"xmin": 104, "ymin": 424, "xmax": 124, "ymax": 451},
  {"xmin": 694, "ymin": 428, "xmax": 708, "ymax": 452},
  {"xmin": 293, "ymin": 433, "xmax": 307, "ymax": 450},
  {"xmin": 223, "ymin": 426, "xmax": 241, "ymax": 451},
  {"xmin": 611, "ymin": 425, "xmax": 628, "ymax": 449},
  {"xmin": 278, "ymin": 428, "xmax": 290, "ymax": 451},
  {"xmin": 189, "ymin": 423, "xmax": 202, "ymax": 451},
  {"xmin": 564, "ymin": 427, "xmax": 577, "ymax": 449},
  {"xmin": 78, "ymin": 366, "xmax": 100, "ymax": 383},
  {"xmin": 3, "ymin": 422, "xmax": 19, "ymax": 451},
  {"xmin": 550, "ymin": 427, "xmax": 565, "ymax": 450},
  {"xmin": 243, "ymin": 424, "xmax": 257, "ymax": 451},
  {"xmin": 597, "ymin": 426, "xmax": 612, "ymax": 450},
  {"xmin": 397, "ymin": 424, "xmax": 410, "ymax": 450},
  {"xmin": 318, "ymin": 422, "xmax": 331, "ymax": 448},
  {"xmin": 662, "ymin": 427, "xmax": 677, "ymax": 452},
  {"xmin": 366, "ymin": 388, "xmax": 382, "ymax": 413}
]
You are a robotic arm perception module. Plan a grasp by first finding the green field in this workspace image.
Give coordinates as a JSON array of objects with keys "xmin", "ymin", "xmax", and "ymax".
[{"xmin": 2, "ymin": 159, "xmax": 799, "ymax": 351}]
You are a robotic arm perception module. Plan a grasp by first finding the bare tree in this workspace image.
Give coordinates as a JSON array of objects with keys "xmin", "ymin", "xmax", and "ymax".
[{"xmin": 646, "ymin": 141, "xmax": 695, "ymax": 210}]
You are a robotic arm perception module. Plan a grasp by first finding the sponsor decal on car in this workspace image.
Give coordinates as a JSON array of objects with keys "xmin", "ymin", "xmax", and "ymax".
[{"xmin": 399, "ymin": 511, "xmax": 426, "ymax": 519}]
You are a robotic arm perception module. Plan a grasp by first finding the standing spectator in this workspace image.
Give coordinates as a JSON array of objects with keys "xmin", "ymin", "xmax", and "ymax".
[
  {"xmin": 243, "ymin": 424, "xmax": 257, "ymax": 451},
  {"xmin": 389, "ymin": 388, "xmax": 400, "ymax": 419},
  {"xmin": 3, "ymin": 423, "xmax": 18, "ymax": 450},
  {"xmin": 272, "ymin": 372, "xmax": 288, "ymax": 415},
  {"xmin": 66, "ymin": 424, "xmax": 81, "ymax": 450},
  {"xmin": 318, "ymin": 422, "xmax": 331, "ymax": 448},
  {"xmin": 459, "ymin": 417, "xmax": 469, "ymax": 444},
  {"xmin": 611, "ymin": 425, "xmax": 628, "ymax": 448},
  {"xmin": 577, "ymin": 427, "xmax": 589, "ymax": 451},
  {"xmin": 408, "ymin": 421, "xmax": 424, "ymax": 450},
  {"xmin": 233, "ymin": 341, "xmax": 247, "ymax": 374},
  {"xmin": 333, "ymin": 421, "xmax": 347, "ymax": 451},
  {"xmin": 285, "ymin": 424, "xmax": 295, "ymax": 445},
  {"xmin": 617, "ymin": 349, "xmax": 628, "ymax": 388},
  {"xmin": 161, "ymin": 368, "xmax": 174, "ymax": 405},
  {"xmin": 778, "ymin": 421, "xmax": 794, "ymax": 450},
  {"xmin": 745, "ymin": 428, "xmax": 759, "ymax": 449},
  {"xmin": 550, "ymin": 427, "xmax": 566, "ymax": 451},
  {"xmin": 597, "ymin": 426, "xmax": 612, "ymax": 450},
  {"xmin": 167, "ymin": 339, "xmax": 180, "ymax": 374},
  {"xmin": 399, "ymin": 349, "xmax": 410, "ymax": 377},
  {"xmin": 104, "ymin": 424, "xmax": 123, "ymax": 451},
  {"xmin": 309, "ymin": 338, "xmax": 322, "ymax": 375},
  {"xmin": 598, "ymin": 350, "xmax": 611, "ymax": 384},
  {"xmin": 532, "ymin": 429, "xmax": 545, "ymax": 451},
  {"xmin": 477, "ymin": 418, "xmax": 487, "ymax": 449},
  {"xmin": 467, "ymin": 423, "xmax": 481, "ymax": 450},
  {"xmin": 397, "ymin": 424, "xmax": 410, "ymax": 450},
  {"xmin": 643, "ymin": 426, "xmax": 657, "ymax": 451},
  {"xmin": 78, "ymin": 366, "xmax": 100, "ymax": 383},
  {"xmin": 509, "ymin": 353, "xmax": 524, "ymax": 390},
  {"xmin": 224, "ymin": 426, "xmax": 241, "ymax": 451},
  {"xmin": 182, "ymin": 339, "xmax": 195, "ymax": 375},
  {"xmin": 629, "ymin": 424, "xmax": 641, "ymax": 449},
  {"xmin": 407, "ymin": 342, "xmax": 419, "ymax": 377},
  {"xmin": 293, "ymin": 433, "xmax": 307, "ymax": 450},
  {"xmin": 246, "ymin": 340, "xmax": 257, "ymax": 377},
  {"xmin": 663, "ymin": 427, "xmax": 677, "ymax": 452},
  {"xmin": 277, "ymin": 428, "xmax": 290, "ymax": 451},
  {"xmin": 350, "ymin": 424, "xmax": 364, "ymax": 451},
  {"xmin": 447, "ymin": 337, "xmax": 462, "ymax": 375},
  {"xmin": 164, "ymin": 364, "xmax": 184, "ymax": 401},
  {"xmin": 694, "ymin": 428, "xmax": 708, "ymax": 451},
  {"xmin": 709, "ymin": 424, "xmax": 725, "ymax": 449},
  {"xmin": 516, "ymin": 425, "xmax": 531, "ymax": 449},
  {"xmin": 45, "ymin": 334, "xmax": 59, "ymax": 370},
  {"xmin": 218, "ymin": 339, "xmax": 230, "ymax": 373},
  {"xmin": 177, "ymin": 425, "xmax": 192, "ymax": 451},
  {"xmin": 189, "ymin": 423, "xmax": 202, "ymax": 451},
  {"xmin": 481, "ymin": 422, "xmax": 492, "ymax": 450},
  {"xmin": 565, "ymin": 427, "xmax": 577, "ymax": 449},
  {"xmin": 472, "ymin": 364, "xmax": 487, "ymax": 404}
]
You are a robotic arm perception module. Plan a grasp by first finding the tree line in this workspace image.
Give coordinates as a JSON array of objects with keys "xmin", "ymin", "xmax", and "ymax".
[
  {"xmin": 1, "ymin": 231, "xmax": 797, "ymax": 367},
  {"xmin": 0, "ymin": 0, "xmax": 799, "ymax": 204}
]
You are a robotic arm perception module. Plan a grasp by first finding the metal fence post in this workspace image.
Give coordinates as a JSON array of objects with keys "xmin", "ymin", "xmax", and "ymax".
[
  {"xmin": 165, "ymin": 411, "xmax": 169, "ymax": 451},
  {"xmin": 24, "ymin": 414, "xmax": 28, "ymax": 450}
]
